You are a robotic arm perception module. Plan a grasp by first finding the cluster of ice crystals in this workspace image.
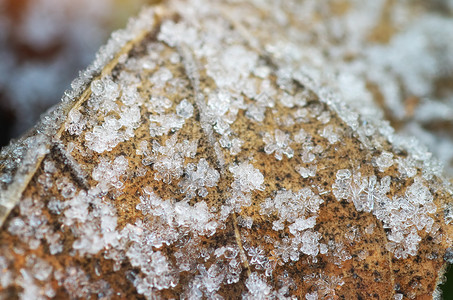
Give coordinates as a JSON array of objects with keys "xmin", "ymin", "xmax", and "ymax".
[
  {"xmin": 148, "ymin": 135, "xmax": 197, "ymax": 183},
  {"xmin": 85, "ymin": 105, "xmax": 141, "ymax": 153},
  {"xmin": 56, "ymin": 266, "xmax": 112, "ymax": 299},
  {"xmin": 137, "ymin": 188, "xmax": 219, "ymax": 236},
  {"xmin": 262, "ymin": 188, "xmax": 323, "ymax": 227},
  {"xmin": 66, "ymin": 109, "xmax": 86, "ymax": 136},
  {"xmin": 185, "ymin": 264, "xmax": 227, "ymax": 299},
  {"xmin": 0, "ymin": 256, "xmax": 12, "ymax": 288},
  {"xmin": 91, "ymin": 76, "xmax": 120, "ymax": 100},
  {"xmin": 237, "ymin": 215, "xmax": 254, "ymax": 229},
  {"xmin": 319, "ymin": 125, "xmax": 341, "ymax": 144},
  {"xmin": 261, "ymin": 188, "xmax": 324, "ymax": 259},
  {"xmin": 333, "ymin": 170, "xmax": 392, "ymax": 213},
  {"xmin": 179, "ymin": 158, "xmax": 220, "ymax": 200},
  {"xmin": 128, "ymin": 250, "xmax": 177, "ymax": 298},
  {"xmin": 296, "ymin": 165, "xmax": 317, "ymax": 178},
  {"xmin": 206, "ymin": 45, "xmax": 258, "ymax": 89},
  {"xmin": 158, "ymin": 19, "xmax": 198, "ymax": 48},
  {"xmin": 245, "ymin": 82, "xmax": 276, "ymax": 123},
  {"xmin": 396, "ymin": 156, "xmax": 418, "ymax": 178},
  {"xmin": 92, "ymin": 156, "xmax": 128, "ymax": 192},
  {"xmin": 294, "ymin": 129, "xmax": 323, "ymax": 164},
  {"xmin": 303, "ymin": 272, "xmax": 344, "ymax": 300},
  {"xmin": 8, "ymin": 198, "xmax": 62, "ymax": 254},
  {"xmin": 149, "ymin": 96, "xmax": 172, "ymax": 114},
  {"xmin": 243, "ymin": 272, "xmax": 273, "ymax": 300},
  {"xmin": 263, "ymin": 129, "xmax": 294, "ymax": 160},
  {"xmin": 245, "ymin": 246, "xmax": 271, "ymax": 273},
  {"xmin": 0, "ymin": 251, "xmax": 57, "ymax": 299},
  {"xmin": 333, "ymin": 170, "xmax": 437, "ymax": 258},
  {"xmin": 229, "ymin": 162, "xmax": 265, "ymax": 194},
  {"xmin": 150, "ymin": 67, "xmax": 173, "ymax": 88},
  {"xmin": 83, "ymin": 75, "xmax": 143, "ymax": 153},
  {"xmin": 149, "ymin": 97, "xmax": 193, "ymax": 137},
  {"xmin": 221, "ymin": 162, "xmax": 265, "ymax": 214},
  {"xmin": 55, "ymin": 177, "xmax": 76, "ymax": 199}
]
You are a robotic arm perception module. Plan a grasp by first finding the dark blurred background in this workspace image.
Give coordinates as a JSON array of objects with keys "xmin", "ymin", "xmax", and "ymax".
[{"xmin": 0, "ymin": 0, "xmax": 150, "ymax": 147}]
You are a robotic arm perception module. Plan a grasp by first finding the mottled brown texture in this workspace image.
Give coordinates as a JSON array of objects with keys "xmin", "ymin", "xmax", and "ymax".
[{"xmin": 0, "ymin": 1, "xmax": 452, "ymax": 299}]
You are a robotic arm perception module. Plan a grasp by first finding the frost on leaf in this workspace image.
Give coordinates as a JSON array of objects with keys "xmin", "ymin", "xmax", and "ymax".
[
  {"xmin": 226, "ymin": 162, "xmax": 265, "ymax": 212},
  {"xmin": 0, "ymin": 0, "xmax": 452, "ymax": 299},
  {"xmin": 148, "ymin": 135, "xmax": 197, "ymax": 183},
  {"xmin": 179, "ymin": 158, "xmax": 220, "ymax": 200},
  {"xmin": 92, "ymin": 156, "xmax": 128, "ymax": 192},
  {"xmin": 263, "ymin": 129, "xmax": 294, "ymax": 160},
  {"xmin": 137, "ymin": 188, "xmax": 219, "ymax": 236},
  {"xmin": 229, "ymin": 162, "xmax": 265, "ymax": 194},
  {"xmin": 243, "ymin": 272, "xmax": 272, "ymax": 300},
  {"xmin": 333, "ymin": 170, "xmax": 438, "ymax": 259}
]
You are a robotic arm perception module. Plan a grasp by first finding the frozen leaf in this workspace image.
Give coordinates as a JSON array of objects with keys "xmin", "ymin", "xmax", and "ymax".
[{"xmin": 0, "ymin": 1, "xmax": 452, "ymax": 299}]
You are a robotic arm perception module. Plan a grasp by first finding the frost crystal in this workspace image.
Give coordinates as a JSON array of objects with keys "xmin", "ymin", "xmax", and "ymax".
[
  {"xmin": 1, "ymin": 0, "xmax": 452, "ymax": 298},
  {"xmin": 296, "ymin": 165, "xmax": 317, "ymax": 178},
  {"xmin": 320, "ymin": 125, "xmax": 341, "ymax": 144},
  {"xmin": 128, "ymin": 251, "xmax": 177, "ymax": 297},
  {"xmin": 261, "ymin": 188, "xmax": 323, "ymax": 225},
  {"xmin": 179, "ymin": 158, "xmax": 220, "ymax": 200},
  {"xmin": 376, "ymin": 151, "xmax": 394, "ymax": 172},
  {"xmin": 263, "ymin": 129, "xmax": 294, "ymax": 160},
  {"xmin": 243, "ymin": 272, "xmax": 272, "ymax": 300},
  {"xmin": 333, "ymin": 170, "xmax": 437, "ymax": 258},
  {"xmin": 229, "ymin": 162, "xmax": 265, "ymax": 193},
  {"xmin": 92, "ymin": 156, "xmax": 128, "ymax": 192},
  {"xmin": 176, "ymin": 99, "xmax": 194, "ymax": 119},
  {"xmin": 138, "ymin": 189, "xmax": 219, "ymax": 236},
  {"xmin": 150, "ymin": 135, "xmax": 197, "ymax": 183},
  {"xmin": 206, "ymin": 45, "xmax": 258, "ymax": 89}
]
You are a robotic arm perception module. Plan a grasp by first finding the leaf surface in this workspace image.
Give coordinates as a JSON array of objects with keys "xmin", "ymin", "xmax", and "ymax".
[{"xmin": 0, "ymin": 1, "xmax": 452, "ymax": 299}]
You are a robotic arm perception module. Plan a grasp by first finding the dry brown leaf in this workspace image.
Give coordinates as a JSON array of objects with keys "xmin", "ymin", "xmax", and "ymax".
[{"xmin": 0, "ymin": 1, "xmax": 452, "ymax": 299}]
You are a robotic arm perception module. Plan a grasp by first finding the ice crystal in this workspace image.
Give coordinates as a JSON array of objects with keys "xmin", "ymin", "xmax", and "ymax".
[
  {"xmin": 320, "ymin": 125, "xmax": 341, "ymax": 144},
  {"xmin": 179, "ymin": 158, "xmax": 220, "ymax": 200},
  {"xmin": 8, "ymin": 198, "xmax": 62, "ymax": 252},
  {"xmin": 138, "ymin": 188, "xmax": 219, "ymax": 236},
  {"xmin": 303, "ymin": 273, "xmax": 344, "ymax": 300},
  {"xmin": 243, "ymin": 272, "xmax": 273, "ymax": 300},
  {"xmin": 149, "ymin": 135, "xmax": 197, "ymax": 183},
  {"xmin": 149, "ymin": 96, "xmax": 173, "ymax": 114},
  {"xmin": 206, "ymin": 45, "xmax": 258, "ymax": 89},
  {"xmin": 263, "ymin": 129, "xmax": 294, "ymax": 160},
  {"xmin": 1, "ymin": 0, "xmax": 452, "ymax": 298},
  {"xmin": 296, "ymin": 165, "xmax": 317, "ymax": 178},
  {"xmin": 128, "ymin": 251, "xmax": 177, "ymax": 297},
  {"xmin": 376, "ymin": 151, "xmax": 394, "ymax": 172},
  {"xmin": 149, "ymin": 113, "xmax": 186, "ymax": 137},
  {"xmin": 261, "ymin": 188, "xmax": 323, "ymax": 226},
  {"xmin": 92, "ymin": 156, "xmax": 128, "ymax": 192},
  {"xmin": 85, "ymin": 105, "xmax": 141, "ymax": 153},
  {"xmin": 229, "ymin": 162, "xmax": 265, "ymax": 193},
  {"xmin": 333, "ymin": 170, "xmax": 437, "ymax": 258},
  {"xmin": 176, "ymin": 99, "xmax": 194, "ymax": 119}
]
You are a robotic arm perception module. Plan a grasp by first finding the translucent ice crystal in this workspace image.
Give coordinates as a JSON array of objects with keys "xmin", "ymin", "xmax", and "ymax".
[
  {"xmin": 176, "ymin": 99, "xmax": 194, "ymax": 119},
  {"xmin": 150, "ymin": 135, "xmax": 198, "ymax": 183},
  {"xmin": 92, "ymin": 156, "xmax": 129, "ymax": 192},
  {"xmin": 229, "ymin": 162, "xmax": 265, "ymax": 193},
  {"xmin": 179, "ymin": 158, "xmax": 220, "ymax": 200},
  {"xmin": 243, "ymin": 272, "xmax": 272, "ymax": 300},
  {"xmin": 263, "ymin": 129, "xmax": 294, "ymax": 160},
  {"xmin": 376, "ymin": 151, "xmax": 394, "ymax": 172}
]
